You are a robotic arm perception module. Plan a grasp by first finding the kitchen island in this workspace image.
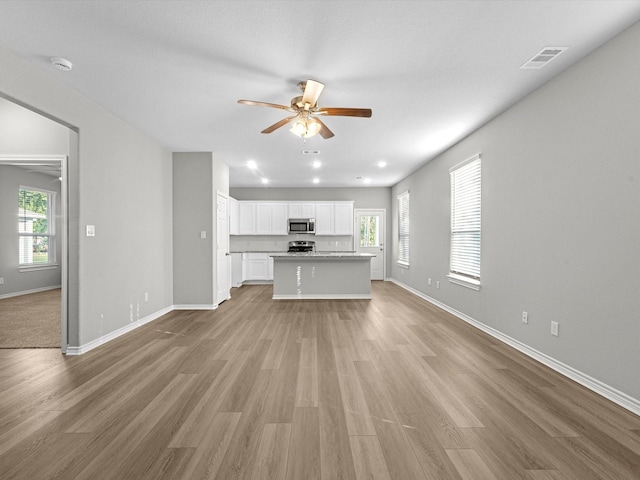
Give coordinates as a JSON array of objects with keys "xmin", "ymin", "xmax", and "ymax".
[{"xmin": 270, "ymin": 252, "xmax": 374, "ymax": 300}]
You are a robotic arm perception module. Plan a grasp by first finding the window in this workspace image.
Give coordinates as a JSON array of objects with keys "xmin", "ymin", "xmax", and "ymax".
[
  {"xmin": 359, "ymin": 215, "xmax": 380, "ymax": 247},
  {"xmin": 398, "ymin": 191, "xmax": 410, "ymax": 266},
  {"xmin": 449, "ymin": 155, "xmax": 481, "ymax": 289},
  {"xmin": 19, "ymin": 186, "xmax": 56, "ymax": 267}
]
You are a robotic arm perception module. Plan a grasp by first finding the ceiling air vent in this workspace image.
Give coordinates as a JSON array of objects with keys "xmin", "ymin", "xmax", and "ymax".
[{"xmin": 520, "ymin": 47, "xmax": 568, "ymax": 69}]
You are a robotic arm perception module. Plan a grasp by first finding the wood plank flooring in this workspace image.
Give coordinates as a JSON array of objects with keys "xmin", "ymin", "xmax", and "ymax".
[{"xmin": 1, "ymin": 281, "xmax": 639, "ymax": 479}]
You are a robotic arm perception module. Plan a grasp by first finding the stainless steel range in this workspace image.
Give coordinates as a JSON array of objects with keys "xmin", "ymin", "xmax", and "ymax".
[{"xmin": 287, "ymin": 240, "xmax": 315, "ymax": 253}]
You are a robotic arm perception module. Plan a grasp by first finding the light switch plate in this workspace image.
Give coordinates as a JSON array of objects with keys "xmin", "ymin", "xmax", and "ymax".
[{"xmin": 86, "ymin": 225, "xmax": 95, "ymax": 237}]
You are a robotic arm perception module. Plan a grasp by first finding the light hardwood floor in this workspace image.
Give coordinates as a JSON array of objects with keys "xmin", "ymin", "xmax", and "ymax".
[{"xmin": 1, "ymin": 282, "xmax": 639, "ymax": 479}]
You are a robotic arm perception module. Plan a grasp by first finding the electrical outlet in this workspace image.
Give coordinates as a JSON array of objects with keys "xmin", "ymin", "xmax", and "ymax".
[
  {"xmin": 551, "ymin": 321, "xmax": 559, "ymax": 336},
  {"xmin": 522, "ymin": 311, "xmax": 528, "ymax": 324},
  {"xmin": 436, "ymin": 281, "xmax": 440, "ymax": 289},
  {"xmin": 0, "ymin": 277, "xmax": 4, "ymax": 285},
  {"xmin": 428, "ymin": 278, "xmax": 432, "ymax": 286},
  {"xmin": 144, "ymin": 292, "xmax": 149, "ymax": 302}
]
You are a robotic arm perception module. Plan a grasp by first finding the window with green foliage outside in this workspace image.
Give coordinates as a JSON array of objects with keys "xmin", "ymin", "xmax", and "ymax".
[
  {"xmin": 19, "ymin": 187, "xmax": 56, "ymax": 266},
  {"xmin": 359, "ymin": 215, "xmax": 380, "ymax": 247}
]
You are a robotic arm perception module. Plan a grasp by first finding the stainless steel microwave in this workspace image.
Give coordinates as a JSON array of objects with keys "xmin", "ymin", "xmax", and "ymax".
[{"xmin": 288, "ymin": 218, "xmax": 315, "ymax": 234}]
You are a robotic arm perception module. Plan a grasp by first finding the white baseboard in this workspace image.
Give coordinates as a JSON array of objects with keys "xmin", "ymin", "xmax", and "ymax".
[
  {"xmin": 389, "ymin": 278, "xmax": 640, "ymax": 417},
  {"xmin": 272, "ymin": 293, "xmax": 371, "ymax": 300},
  {"xmin": 66, "ymin": 305, "xmax": 174, "ymax": 355},
  {"xmin": 0, "ymin": 284, "xmax": 61, "ymax": 300},
  {"xmin": 173, "ymin": 304, "xmax": 218, "ymax": 310}
]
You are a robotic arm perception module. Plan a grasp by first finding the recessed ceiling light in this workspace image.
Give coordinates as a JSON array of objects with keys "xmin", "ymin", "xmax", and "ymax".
[
  {"xmin": 247, "ymin": 160, "xmax": 257, "ymax": 170},
  {"xmin": 51, "ymin": 57, "xmax": 73, "ymax": 71},
  {"xmin": 261, "ymin": 178, "xmax": 269, "ymax": 184},
  {"xmin": 312, "ymin": 160, "xmax": 322, "ymax": 169},
  {"xmin": 377, "ymin": 161, "xmax": 387, "ymax": 168},
  {"xmin": 313, "ymin": 178, "xmax": 320, "ymax": 184}
]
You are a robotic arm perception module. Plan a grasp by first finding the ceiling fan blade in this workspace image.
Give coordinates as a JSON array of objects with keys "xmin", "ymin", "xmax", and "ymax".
[
  {"xmin": 261, "ymin": 115, "xmax": 299, "ymax": 134},
  {"xmin": 301, "ymin": 80, "xmax": 325, "ymax": 109},
  {"xmin": 238, "ymin": 99, "xmax": 293, "ymax": 111},
  {"xmin": 316, "ymin": 107, "xmax": 372, "ymax": 118},
  {"xmin": 315, "ymin": 117, "xmax": 335, "ymax": 139}
]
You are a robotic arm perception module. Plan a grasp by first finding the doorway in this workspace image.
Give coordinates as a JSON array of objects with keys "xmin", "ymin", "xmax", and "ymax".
[
  {"xmin": 355, "ymin": 209, "xmax": 386, "ymax": 280},
  {"xmin": 0, "ymin": 156, "xmax": 68, "ymax": 350}
]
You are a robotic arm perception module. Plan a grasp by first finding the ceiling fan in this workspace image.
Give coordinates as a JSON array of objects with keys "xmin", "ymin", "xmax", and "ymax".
[{"xmin": 237, "ymin": 79, "xmax": 372, "ymax": 139}]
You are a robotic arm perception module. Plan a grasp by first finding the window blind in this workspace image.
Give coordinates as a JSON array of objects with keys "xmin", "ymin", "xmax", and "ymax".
[
  {"xmin": 398, "ymin": 191, "xmax": 410, "ymax": 265},
  {"xmin": 450, "ymin": 155, "xmax": 481, "ymax": 280}
]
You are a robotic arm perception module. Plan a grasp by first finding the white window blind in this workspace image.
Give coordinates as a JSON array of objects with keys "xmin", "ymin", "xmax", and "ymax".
[
  {"xmin": 398, "ymin": 191, "xmax": 410, "ymax": 265},
  {"xmin": 450, "ymin": 155, "xmax": 481, "ymax": 282}
]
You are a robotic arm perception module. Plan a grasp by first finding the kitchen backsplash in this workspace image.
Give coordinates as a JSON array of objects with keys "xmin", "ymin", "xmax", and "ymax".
[{"xmin": 230, "ymin": 234, "xmax": 354, "ymax": 252}]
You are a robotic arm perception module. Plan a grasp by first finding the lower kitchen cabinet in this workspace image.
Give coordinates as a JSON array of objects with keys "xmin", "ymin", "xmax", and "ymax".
[
  {"xmin": 231, "ymin": 253, "xmax": 243, "ymax": 287},
  {"xmin": 241, "ymin": 253, "xmax": 274, "ymax": 281}
]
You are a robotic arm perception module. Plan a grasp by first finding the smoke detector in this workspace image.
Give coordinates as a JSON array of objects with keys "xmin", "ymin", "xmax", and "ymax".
[{"xmin": 51, "ymin": 57, "xmax": 73, "ymax": 71}]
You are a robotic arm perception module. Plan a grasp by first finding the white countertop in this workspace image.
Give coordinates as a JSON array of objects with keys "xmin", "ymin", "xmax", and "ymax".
[{"xmin": 270, "ymin": 252, "xmax": 374, "ymax": 259}]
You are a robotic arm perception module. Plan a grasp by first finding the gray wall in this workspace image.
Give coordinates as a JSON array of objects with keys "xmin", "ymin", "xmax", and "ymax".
[
  {"xmin": 173, "ymin": 152, "xmax": 229, "ymax": 306},
  {"xmin": 0, "ymin": 165, "xmax": 62, "ymax": 295},
  {"xmin": 173, "ymin": 152, "xmax": 214, "ymax": 306},
  {"xmin": 0, "ymin": 44, "xmax": 174, "ymax": 348},
  {"xmin": 391, "ymin": 21, "xmax": 640, "ymax": 402}
]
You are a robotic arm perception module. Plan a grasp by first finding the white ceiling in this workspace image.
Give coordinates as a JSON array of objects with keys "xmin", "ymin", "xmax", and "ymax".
[{"xmin": 1, "ymin": 1, "xmax": 639, "ymax": 188}]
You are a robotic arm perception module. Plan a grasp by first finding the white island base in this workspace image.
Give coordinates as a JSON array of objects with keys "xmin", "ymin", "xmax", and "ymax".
[{"xmin": 271, "ymin": 253, "xmax": 373, "ymax": 300}]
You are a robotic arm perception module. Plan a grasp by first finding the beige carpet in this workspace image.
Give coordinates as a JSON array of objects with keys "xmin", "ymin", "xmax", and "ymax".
[{"xmin": 0, "ymin": 288, "xmax": 61, "ymax": 348}]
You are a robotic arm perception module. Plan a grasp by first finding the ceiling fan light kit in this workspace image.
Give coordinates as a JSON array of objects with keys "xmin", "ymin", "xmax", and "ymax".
[{"xmin": 238, "ymin": 79, "xmax": 372, "ymax": 140}]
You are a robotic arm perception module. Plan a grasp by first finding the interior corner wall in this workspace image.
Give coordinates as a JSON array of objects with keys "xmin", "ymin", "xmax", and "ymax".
[
  {"xmin": 0, "ymin": 43, "xmax": 174, "ymax": 349},
  {"xmin": 172, "ymin": 152, "xmax": 214, "ymax": 306},
  {"xmin": 391, "ymin": 21, "xmax": 640, "ymax": 404}
]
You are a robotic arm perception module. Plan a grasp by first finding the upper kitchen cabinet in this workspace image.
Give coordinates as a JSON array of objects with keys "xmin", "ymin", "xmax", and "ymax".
[
  {"xmin": 257, "ymin": 202, "xmax": 288, "ymax": 235},
  {"xmin": 238, "ymin": 201, "xmax": 257, "ymax": 235},
  {"xmin": 229, "ymin": 197, "xmax": 239, "ymax": 235},
  {"xmin": 334, "ymin": 201, "xmax": 354, "ymax": 235},
  {"xmin": 315, "ymin": 201, "xmax": 353, "ymax": 235},
  {"xmin": 288, "ymin": 202, "xmax": 316, "ymax": 219}
]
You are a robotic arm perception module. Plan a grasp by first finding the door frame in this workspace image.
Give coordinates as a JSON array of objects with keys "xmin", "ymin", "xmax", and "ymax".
[
  {"xmin": 354, "ymin": 208, "xmax": 386, "ymax": 281},
  {"xmin": 215, "ymin": 190, "xmax": 231, "ymax": 306},
  {"xmin": 0, "ymin": 155, "xmax": 68, "ymax": 352}
]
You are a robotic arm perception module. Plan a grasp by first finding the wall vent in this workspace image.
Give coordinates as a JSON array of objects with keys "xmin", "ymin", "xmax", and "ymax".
[{"xmin": 520, "ymin": 47, "xmax": 568, "ymax": 69}]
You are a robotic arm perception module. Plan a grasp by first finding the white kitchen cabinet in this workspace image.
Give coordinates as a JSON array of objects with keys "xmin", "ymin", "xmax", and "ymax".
[
  {"xmin": 243, "ymin": 252, "xmax": 270, "ymax": 280},
  {"xmin": 314, "ymin": 202, "xmax": 334, "ymax": 235},
  {"xmin": 238, "ymin": 201, "xmax": 257, "ymax": 235},
  {"xmin": 256, "ymin": 203, "xmax": 272, "ymax": 234},
  {"xmin": 270, "ymin": 203, "xmax": 288, "ymax": 235},
  {"xmin": 288, "ymin": 202, "xmax": 316, "ymax": 219},
  {"xmin": 315, "ymin": 201, "xmax": 353, "ymax": 235},
  {"xmin": 231, "ymin": 252, "xmax": 243, "ymax": 286},
  {"xmin": 334, "ymin": 201, "xmax": 354, "ymax": 235},
  {"xmin": 238, "ymin": 201, "xmax": 288, "ymax": 235},
  {"xmin": 229, "ymin": 197, "xmax": 239, "ymax": 235},
  {"xmin": 256, "ymin": 202, "xmax": 288, "ymax": 235}
]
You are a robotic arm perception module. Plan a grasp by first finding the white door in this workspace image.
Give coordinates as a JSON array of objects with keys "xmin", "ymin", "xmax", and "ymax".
[
  {"xmin": 355, "ymin": 209, "xmax": 385, "ymax": 280},
  {"xmin": 216, "ymin": 192, "xmax": 230, "ymax": 304}
]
